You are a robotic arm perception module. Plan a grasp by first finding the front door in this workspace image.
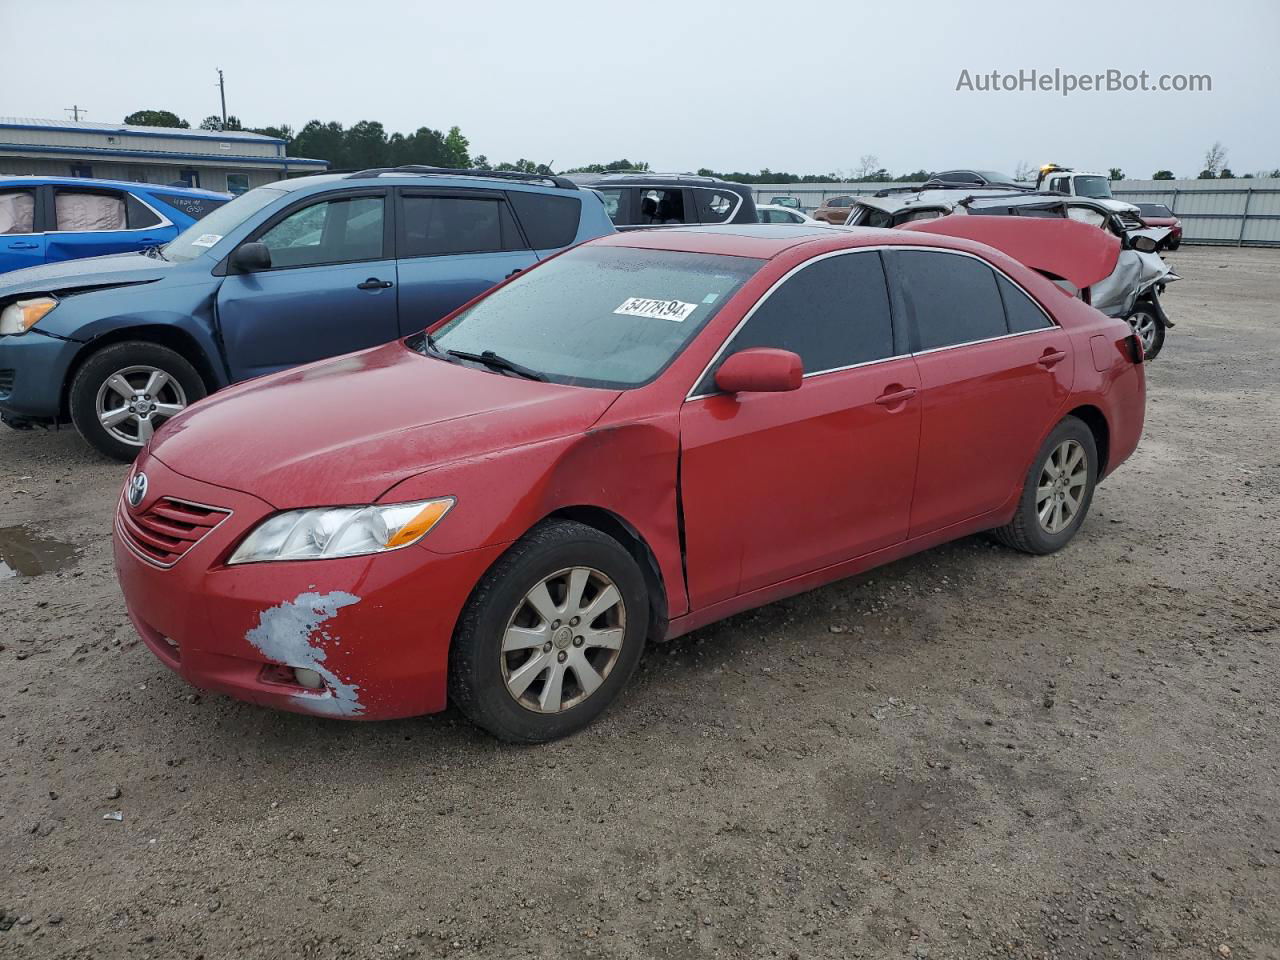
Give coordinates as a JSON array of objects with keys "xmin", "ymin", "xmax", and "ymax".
[
  {"xmin": 393, "ymin": 189, "xmax": 537, "ymax": 333},
  {"xmin": 680, "ymin": 250, "xmax": 921, "ymax": 606},
  {"xmin": 886, "ymin": 249, "xmax": 1074, "ymax": 537},
  {"xmin": 216, "ymin": 190, "xmax": 399, "ymax": 380}
]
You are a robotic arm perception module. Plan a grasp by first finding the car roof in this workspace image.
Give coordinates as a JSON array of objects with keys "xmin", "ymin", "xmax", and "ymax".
[
  {"xmin": 0, "ymin": 174, "xmax": 229, "ymax": 198},
  {"xmin": 592, "ymin": 223, "xmax": 971, "ymax": 259},
  {"xmin": 572, "ymin": 173, "xmax": 751, "ymax": 191}
]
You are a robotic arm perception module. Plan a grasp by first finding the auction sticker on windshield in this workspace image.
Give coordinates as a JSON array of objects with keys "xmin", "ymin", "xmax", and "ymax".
[
  {"xmin": 190, "ymin": 234, "xmax": 222, "ymax": 248},
  {"xmin": 614, "ymin": 297, "xmax": 699, "ymax": 322}
]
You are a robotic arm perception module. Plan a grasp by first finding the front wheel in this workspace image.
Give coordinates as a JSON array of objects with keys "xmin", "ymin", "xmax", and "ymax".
[
  {"xmin": 991, "ymin": 416, "xmax": 1098, "ymax": 555},
  {"xmin": 1127, "ymin": 304, "xmax": 1165, "ymax": 361},
  {"xmin": 448, "ymin": 520, "xmax": 649, "ymax": 742},
  {"xmin": 68, "ymin": 341, "xmax": 206, "ymax": 462}
]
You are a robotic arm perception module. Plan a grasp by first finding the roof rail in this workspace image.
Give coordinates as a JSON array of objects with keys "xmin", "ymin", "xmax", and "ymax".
[{"xmin": 343, "ymin": 165, "xmax": 578, "ymax": 190}]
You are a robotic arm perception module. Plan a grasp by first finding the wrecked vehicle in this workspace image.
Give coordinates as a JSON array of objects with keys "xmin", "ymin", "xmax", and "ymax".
[
  {"xmin": 846, "ymin": 188, "xmax": 1178, "ymax": 359},
  {"xmin": 571, "ymin": 173, "xmax": 758, "ymax": 230},
  {"xmin": 114, "ymin": 222, "xmax": 1145, "ymax": 742},
  {"xmin": 0, "ymin": 166, "xmax": 615, "ymax": 460}
]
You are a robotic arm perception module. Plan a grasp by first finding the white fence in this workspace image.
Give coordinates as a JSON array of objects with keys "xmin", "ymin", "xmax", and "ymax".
[{"xmin": 752, "ymin": 179, "xmax": 1280, "ymax": 246}]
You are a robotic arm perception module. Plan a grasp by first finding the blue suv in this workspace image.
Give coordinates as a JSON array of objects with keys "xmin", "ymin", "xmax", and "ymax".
[
  {"xmin": 0, "ymin": 176, "xmax": 229, "ymax": 274},
  {"xmin": 0, "ymin": 166, "xmax": 615, "ymax": 460}
]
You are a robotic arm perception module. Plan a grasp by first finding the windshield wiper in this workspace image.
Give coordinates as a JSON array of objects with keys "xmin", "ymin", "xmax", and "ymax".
[
  {"xmin": 142, "ymin": 244, "xmax": 168, "ymax": 261},
  {"xmin": 446, "ymin": 349, "xmax": 546, "ymax": 382}
]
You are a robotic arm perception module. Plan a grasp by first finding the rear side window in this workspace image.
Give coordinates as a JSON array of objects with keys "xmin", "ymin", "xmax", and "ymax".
[
  {"xmin": 151, "ymin": 194, "xmax": 226, "ymax": 220},
  {"xmin": 694, "ymin": 189, "xmax": 739, "ymax": 224},
  {"xmin": 125, "ymin": 195, "xmax": 162, "ymax": 229},
  {"xmin": 0, "ymin": 189, "xmax": 36, "ymax": 234},
  {"xmin": 401, "ymin": 195, "xmax": 526, "ymax": 257},
  {"xmin": 506, "ymin": 191, "xmax": 580, "ymax": 249},
  {"xmin": 705, "ymin": 251, "xmax": 894, "ymax": 389},
  {"xmin": 894, "ymin": 251, "xmax": 1006, "ymax": 351},
  {"xmin": 997, "ymin": 275, "xmax": 1053, "ymax": 333}
]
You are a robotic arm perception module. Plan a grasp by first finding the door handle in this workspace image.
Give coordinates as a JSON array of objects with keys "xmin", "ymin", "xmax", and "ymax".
[
  {"xmin": 1037, "ymin": 349, "xmax": 1067, "ymax": 368},
  {"xmin": 875, "ymin": 386, "xmax": 918, "ymax": 406},
  {"xmin": 7, "ymin": 242, "xmax": 39, "ymax": 250},
  {"xmin": 356, "ymin": 278, "xmax": 393, "ymax": 290}
]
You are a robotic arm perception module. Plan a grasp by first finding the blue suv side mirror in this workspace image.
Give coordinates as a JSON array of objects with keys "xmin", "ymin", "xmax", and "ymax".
[{"xmin": 231, "ymin": 242, "xmax": 272, "ymax": 272}]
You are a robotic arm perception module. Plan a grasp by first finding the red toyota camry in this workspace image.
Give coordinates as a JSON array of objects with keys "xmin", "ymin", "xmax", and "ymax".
[{"xmin": 113, "ymin": 222, "xmax": 1145, "ymax": 742}]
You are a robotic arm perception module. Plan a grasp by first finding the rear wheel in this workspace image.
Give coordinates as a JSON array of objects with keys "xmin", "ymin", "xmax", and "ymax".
[
  {"xmin": 1127, "ymin": 305, "xmax": 1165, "ymax": 361},
  {"xmin": 448, "ymin": 520, "xmax": 649, "ymax": 742},
  {"xmin": 991, "ymin": 416, "xmax": 1097, "ymax": 555},
  {"xmin": 68, "ymin": 341, "xmax": 206, "ymax": 462}
]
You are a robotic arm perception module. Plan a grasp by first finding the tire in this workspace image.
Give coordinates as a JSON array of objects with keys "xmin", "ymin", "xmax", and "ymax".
[
  {"xmin": 68, "ymin": 341, "xmax": 206, "ymax": 462},
  {"xmin": 1167, "ymin": 239, "xmax": 1180, "ymax": 251},
  {"xmin": 1126, "ymin": 304, "xmax": 1165, "ymax": 361},
  {"xmin": 991, "ymin": 416, "xmax": 1098, "ymax": 556},
  {"xmin": 448, "ymin": 520, "xmax": 649, "ymax": 743}
]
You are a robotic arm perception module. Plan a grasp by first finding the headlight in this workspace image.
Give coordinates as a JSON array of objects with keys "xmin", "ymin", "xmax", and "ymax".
[
  {"xmin": 0, "ymin": 297, "xmax": 58, "ymax": 335},
  {"xmin": 228, "ymin": 498, "xmax": 454, "ymax": 565}
]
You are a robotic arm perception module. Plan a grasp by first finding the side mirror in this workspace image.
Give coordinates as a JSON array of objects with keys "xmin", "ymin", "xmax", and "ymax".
[
  {"xmin": 714, "ymin": 348, "xmax": 803, "ymax": 394},
  {"xmin": 1129, "ymin": 234, "xmax": 1159, "ymax": 253},
  {"xmin": 231, "ymin": 241, "xmax": 272, "ymax": 272}
]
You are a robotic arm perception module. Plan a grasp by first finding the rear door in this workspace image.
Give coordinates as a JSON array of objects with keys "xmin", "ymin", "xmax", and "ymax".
[
  {"xmin": 680, "ymin": 250, "xmax": 920, "ymax": 606},
  {"xmin": 0, "ymin": 186, "xmax": 44, "ymax": 272},
  {"xmin": 44, "ymin": 185, "xmax": 169, "ymax": 261},
  {"xmin": 392, "ymin": 189, "xmax": 537, "ymax": 333},
  {"xmin": 216, "ymin": 188, "xmax": 399, "ymax": 380},
  {"xmin": 886, "ymin": 249, "xmax": 1072, "ymax": 537}
]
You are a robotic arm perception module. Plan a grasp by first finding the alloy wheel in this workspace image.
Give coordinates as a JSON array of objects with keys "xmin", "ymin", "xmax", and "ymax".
[
  {"xmin": 500, "ymin": 566, "xmax": 626, "ymax": 714},
  {"xmin": 95, "ymin": 365, "xmax": 188, "ymax": 447},
  {"xmin": 1036, "ymin": 439, "xmax": 1088, "ymax": 534},
  {"xmin": 1128, "ymin": 311, "xmax": 1159, "ymax": 354}
]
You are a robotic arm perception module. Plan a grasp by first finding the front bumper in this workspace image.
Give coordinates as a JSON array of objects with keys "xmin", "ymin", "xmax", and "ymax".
[
  {"xmin": 0, "ymin": 330, "xmax": 81, "ymax": 422},
  {"xmin": 113, "ymin": 455, "xmax": 506, "ymax": 721}
]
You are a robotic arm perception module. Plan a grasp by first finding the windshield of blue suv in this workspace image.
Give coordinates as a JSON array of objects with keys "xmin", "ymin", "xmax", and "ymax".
[
  {"xmin": 430, "ymin": 246, "xmax": 763, "ymax": 389},
  {"xmin": 161, "ymin": 186, "xmax": 285, "ymax": 262}
]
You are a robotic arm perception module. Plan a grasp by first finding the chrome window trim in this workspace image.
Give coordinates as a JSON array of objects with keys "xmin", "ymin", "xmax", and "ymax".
[{"xmin": 683, "ymin": 244, "xmax": 1058, "ymax": 402}]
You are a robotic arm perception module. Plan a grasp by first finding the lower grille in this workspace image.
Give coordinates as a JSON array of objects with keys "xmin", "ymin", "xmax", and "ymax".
[{"xmin": 117, "ymin": 496, "xmax": 230, "ymax": 567}]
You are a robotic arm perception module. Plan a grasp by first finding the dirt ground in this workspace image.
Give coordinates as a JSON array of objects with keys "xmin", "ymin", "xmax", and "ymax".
[{"xmin": 1, "ymin": 246, "xmax": 1277, "ymax": 960}]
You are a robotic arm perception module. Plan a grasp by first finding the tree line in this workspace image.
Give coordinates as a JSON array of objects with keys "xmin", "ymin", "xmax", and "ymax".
[{"xmin": 121, "ymin": 113, "xmax": 1280, "ymax": 182}]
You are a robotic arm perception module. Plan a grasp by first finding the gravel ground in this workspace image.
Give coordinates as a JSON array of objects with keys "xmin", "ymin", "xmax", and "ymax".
[{"xmin": 1, "ymin": 246, "xmax": 1277, "ymax": 960}]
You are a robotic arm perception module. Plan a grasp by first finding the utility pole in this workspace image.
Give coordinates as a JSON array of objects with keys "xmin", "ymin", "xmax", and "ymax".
[
  {"xmin": 216, "ymin": 68, "xmax": 227, "ymax": 130},
  {"xmin": 64, "ymin": 105, "xmax": 87, "ymax": 121}
]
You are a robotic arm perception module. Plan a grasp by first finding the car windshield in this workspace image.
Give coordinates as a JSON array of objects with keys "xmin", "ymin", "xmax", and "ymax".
[
  {"xmin": 976, "ymin": 170, "xmax": 1015, "ymax": 183},
  {"xmin": 1138, "ymin": 203, "xmax": 1173, "ymax": 218},
  {"xmin": 1074, "ymin": 176, "xmax": 1113, "ymax": 199},
  {"xmin": 161, "ymin": 186, "xmax": 285, "ymax": 262},
  {"xmin": 850, "ymin": 204, "xmax": 893, "ymax": 228},
  {"xmin": 431, "ymin": 245, "xmax": 763, "ymax": 389}
]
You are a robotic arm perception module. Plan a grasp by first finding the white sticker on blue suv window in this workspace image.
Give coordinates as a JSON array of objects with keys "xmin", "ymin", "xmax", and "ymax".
[
  {"xmin": 614, "ymin": 297, "xmax": 699, "ymax": 323},
  {"xmin": 190, "ymin": 233, "xmax": 222, "ymax": 248}
]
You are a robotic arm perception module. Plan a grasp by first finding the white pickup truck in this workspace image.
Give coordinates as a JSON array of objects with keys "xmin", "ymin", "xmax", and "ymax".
[{"xmin": 1035, "ymin": 165, "xmax": 1144, "ymax": 228}]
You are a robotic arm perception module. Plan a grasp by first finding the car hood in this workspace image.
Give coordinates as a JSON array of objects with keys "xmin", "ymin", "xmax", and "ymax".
[
  {"xmin": 0, "ymin": 251, "xmax": 180, "ymax": 298},
  {"xmin": 148, "ymin": 342, "xmax": 623, "ymax": 508}
]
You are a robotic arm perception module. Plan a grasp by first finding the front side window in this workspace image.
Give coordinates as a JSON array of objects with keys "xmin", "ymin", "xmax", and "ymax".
[
  {"xmin": 893, "ymin": 250, "xmax": 1006, "ymax": 351},
  {"xmin": 400, "ymin": 195, "xmax": 524, "ymax": 258},
  {"xmin": 259, "ymin": 195, "xmax": 385, "ymax": 267},
  {"xmin": 700, "ymin": 251, "xmax": 895, "ymax": 392},
  {"xmin": 162, "ymin": 186, "xmax": 284, "ymax": 262},
  {"xmin": 53, "ymin": 189, "xmax": 127, "ymax": 232},
  {"xmin": 0, "ymin": 189, "xmax": 36, "ymax": 234},
  {"xmin": 432, "ymin": 246, "xmax": 761, "ymax": 389}
]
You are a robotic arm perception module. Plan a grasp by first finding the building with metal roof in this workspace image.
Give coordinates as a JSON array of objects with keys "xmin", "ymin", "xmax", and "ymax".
[{"xmin": 0, "ymin": 117, "xmax": 327, "ymax": 195}]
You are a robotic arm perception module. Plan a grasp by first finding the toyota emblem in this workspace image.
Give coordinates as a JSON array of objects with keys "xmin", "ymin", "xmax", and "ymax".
[{"xmin": 127, "ymin": 471, "xmax": 149, "ymax": 508}]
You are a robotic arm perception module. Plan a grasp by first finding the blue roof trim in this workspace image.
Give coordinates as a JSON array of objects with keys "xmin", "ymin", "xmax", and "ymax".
[
  {"xmin": 0, "ymin": 120, "xmax": 286, "ymax": 145},
  {"xmin": 0, "ymin": 142, "xmax": 327, "ymax": 167}
]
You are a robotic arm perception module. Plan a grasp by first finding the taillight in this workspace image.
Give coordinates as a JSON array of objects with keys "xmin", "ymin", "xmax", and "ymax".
[{"xmin": 1125, "ymin": 333, "xmax": 1145, "ymax": 364}]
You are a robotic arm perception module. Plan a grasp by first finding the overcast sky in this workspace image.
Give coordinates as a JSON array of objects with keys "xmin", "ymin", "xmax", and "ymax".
[{"xmin": 4, "ymin": 0, "xmax": 1276, "ymax": 179}]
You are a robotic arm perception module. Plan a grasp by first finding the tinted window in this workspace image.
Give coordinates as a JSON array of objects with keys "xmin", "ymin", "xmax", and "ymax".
[
  {"xmin": 706, "ymin": 252, "xmax": 894, "ymax": 389},
  {"xmin": 125, "ymin": 194, "xmax": 162, "ymax": 229},
  {"xmin": 0, "ymin": 189, "xmax": 36, "ymax": 234},
  {"xmin": 507, "ymin": 191, "xmax": 581, "ymax": 249},
  {"xmin": 695, "ymin": 189, "xmax": 738, "ymax": 224},
  {"xmin": 895, "ymin": 251, "xmax": 1006, "ymax": 351},
  {"xmin": 637, "ymin": 189, "xmax": 685, "ymax": 225},
  {"xmin": 260, "ymin": 195, "xmax": 385, "ymax": 267},
  {"xmin": 401, "ymin": 195, "xmax": 523, "ymax": 257},
  {"xmin": 997, "ymin": 275, "xmax": 1053, "ymax": 333},
  {"xmin": 152, "ymin": 193, "xmax": 226, "ymax": 220},
  {"xmin": 433, "ymin": 246, "xmax": 761, "ymax": 389}
]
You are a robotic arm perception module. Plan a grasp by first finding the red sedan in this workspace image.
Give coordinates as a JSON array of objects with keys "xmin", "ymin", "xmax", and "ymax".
[
  {"xmin": 113, "ymin": 222, "xmax": 1145, "ymax": 742},
  {"xmin": 1136, "ymin": 203, "xmax": 1183, "ymax": 249}
]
